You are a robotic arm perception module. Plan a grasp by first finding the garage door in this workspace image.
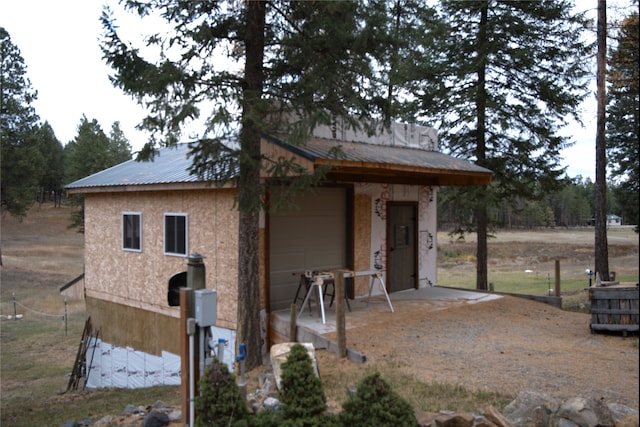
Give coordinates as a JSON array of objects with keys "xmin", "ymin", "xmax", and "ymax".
[{"xmin": 269, "ymin": 187, "xmax": 347, "ymax": 311}]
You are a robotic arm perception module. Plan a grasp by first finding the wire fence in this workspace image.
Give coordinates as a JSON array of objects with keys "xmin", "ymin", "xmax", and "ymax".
[{"xmin": 2, "ymin": 293, "xmax": 71, "ymax": 335}]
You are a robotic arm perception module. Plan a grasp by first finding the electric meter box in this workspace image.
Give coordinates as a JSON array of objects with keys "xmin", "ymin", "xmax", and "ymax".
[{"xmin": 194, "ymin": 289, "xmax": 217, "ymax": 327}]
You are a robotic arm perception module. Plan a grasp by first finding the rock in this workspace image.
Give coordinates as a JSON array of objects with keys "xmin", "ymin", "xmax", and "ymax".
[
  {"xmin": 551, "ymin": 397, "xmax": 615, "ymax": 427},
  {"xmin": 435, "ymin": 412, "xmax": 475, "ymax": 427},
  {"xmin": 92, "ymin": 415, "xmax": 116, "ymax": 427},
  {"xmin": 415, "ymin": 410, "xmax": 440, "ymax": 427},
  {"xmin": 263, "ymin": 396, "xmax": 281, "ymax": 413},
  {"xmin": 167, "ymin": 410, "xmax": 182, "ymax": 423},
  {"xmin": 484, "ymin": 405, "xmax": 515, "ymax": 427},
  {"xmin": 142, "ymin": 410, "xmax": 169, "ymax": 427},
  {"xmin": 123, "ymin": 404, "xmax": 144, "ymax": 415},
  {"xmin": 61, "ymin": 421, "xmax": 78, "ymax": 427},
  {"xmin": 608, "ymin": 403, "xmax": 639, "ymax": 426},
  {"xmin": 503, "ymin": 391, "xmax": 559, "ymax": 427},
  {"xmin": 474, "ymin": 416, "xmax": 500, "ymax": 427}
]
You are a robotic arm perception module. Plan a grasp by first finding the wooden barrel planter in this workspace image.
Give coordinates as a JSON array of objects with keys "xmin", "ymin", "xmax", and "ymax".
[{"xmin": 589, "ymin": 285, "xmax": 639, "ymax": 336}]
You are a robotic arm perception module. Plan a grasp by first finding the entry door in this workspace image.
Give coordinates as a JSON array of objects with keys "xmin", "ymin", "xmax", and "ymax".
[{"xmin": 388, "ymin": 203, "xmax": 417, "ymax": 292}]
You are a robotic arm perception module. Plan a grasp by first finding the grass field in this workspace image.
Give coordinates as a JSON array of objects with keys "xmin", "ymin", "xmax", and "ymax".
[{"xmin": 1, "ymin": 204, "xmax": 638, "ymax": 426}]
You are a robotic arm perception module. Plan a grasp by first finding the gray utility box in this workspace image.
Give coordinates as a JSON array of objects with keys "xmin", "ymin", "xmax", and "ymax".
[{"xmin": 194, "ymin": 289, "xmax": 217, "ymax": 327}]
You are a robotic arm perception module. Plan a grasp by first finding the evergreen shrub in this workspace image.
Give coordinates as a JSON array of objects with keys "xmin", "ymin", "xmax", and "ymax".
[
  {"xmin": 195, "ymin": 358, "xmax": 251, "ymax": 427},
  {"xmin": 339, "ymin": 372, "xmax": 417, "ymax": 427},
  {"xmin": 278, "ymin": 343, "xmax": 327, "ymax": 423}
]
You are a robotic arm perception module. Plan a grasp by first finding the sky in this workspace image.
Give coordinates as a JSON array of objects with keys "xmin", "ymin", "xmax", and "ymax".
[{"xmin": 2, "ymin": 0, "xmax": 628, "ymax": 182}]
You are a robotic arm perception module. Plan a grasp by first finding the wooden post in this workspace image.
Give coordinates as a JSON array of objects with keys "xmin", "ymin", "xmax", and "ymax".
[
  {"xmin": 333, "ymin": 270, "xmax": 347, "ymax": 358},
  {"xmin": 555, "ymin": 260, "xmax": 561, "ymax": 297},
  {"xmin": 180, "ymin": 287, "xmax": 193, "ymax": 426},
  {"xmin": 290, "ymin": 303, "xmax": 297, "ymax": 341}
]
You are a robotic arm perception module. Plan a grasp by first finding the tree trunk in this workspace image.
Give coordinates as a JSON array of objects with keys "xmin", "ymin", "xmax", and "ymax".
[
  {"xmin": 594, "ymin": 0, "xmax": 609, "ymax": 281},
  {"xmin": 475, "ymin": 2, "xmax": 489, "ymax": 291},
  {"xmin": 236, "ymin": 0, "xmax": 266, "ymax": 372}
]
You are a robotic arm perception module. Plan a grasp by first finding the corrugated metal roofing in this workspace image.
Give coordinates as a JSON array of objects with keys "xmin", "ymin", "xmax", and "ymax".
[
  {"xmin": 269, "ymin": 135, "xmax": 492, "ymax": 174},
  {"xmin": 66, "ymin": 136, "xmax": 492, "ymax": 191},
  {"xmin": 65, "ymin": 144, "xmax": 205, "ymax": 190}
]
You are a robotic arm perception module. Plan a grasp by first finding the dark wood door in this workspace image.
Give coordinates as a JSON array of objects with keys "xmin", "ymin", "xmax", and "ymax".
[{"xmin": 388, "ymin": 203, "xmax": 417, "ymax": 293}]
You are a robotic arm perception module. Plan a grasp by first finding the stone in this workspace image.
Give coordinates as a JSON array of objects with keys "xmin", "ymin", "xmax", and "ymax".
[
  {"xmin": 503, "ymin": 391, "xmax": 559, "ymax": 427},
  {"xmin": 484, "ymin": 405, "xmax": 515, "ymax": 427},
  {"xmin": 92, "ymin": 415, "xmax": 116, "ymax": 427},
  {"xmin": 263, "ymin": 396, "xmax": 282, "ymax": 413},
  {"xmin": 123, "ymin": 404, "xmax": 144, "ymax": 415},
  {"xmin": 435, "ymin": 412, "xmax": 475, "ymax": 427},
  {"xmin": 551, "ymin": 397, "xmax": 615, "ymax": 427},
  {"xmin": 168, "ymin": 410, "xmax": 182, "ymax": 422},
  {"xmin": 474, "ymin": 416, "xmax": 499, "ymax": 427},
  {"xmin": 142, "ymin": 410, "xmax": 170, "ymax": 427},
  {"xmin": 415, "ymin": 410, "xmax": 439, "ymax": 427},
  {"xmin": 608, "ymin": 403, "xmax": 639, "ymax": 426}
]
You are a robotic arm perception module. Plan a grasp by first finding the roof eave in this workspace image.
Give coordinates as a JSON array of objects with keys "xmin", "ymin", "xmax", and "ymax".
[
  {"xmin": 315, "ymin": 160, "xmax": 492, "ymax": 186},
  {"xmin": 66, "ymin": 180, "xmax": 235, "ymax": 195}
]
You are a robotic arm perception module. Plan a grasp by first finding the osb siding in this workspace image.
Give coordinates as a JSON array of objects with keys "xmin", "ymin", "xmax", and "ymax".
[
  {"xmin": 87, "ymin": 296, "xmax": 180, "ymax": 356},
  {"xmin": 260, "ymin": 139, "xmax": 314, "ymax": 178},
  {"xmin": 84, "ymin": 188, "xmax": 239, "ymax": 334},
  {"xmin": 353, "ymin": 194, "xmax": 372, "ymax": 296}
]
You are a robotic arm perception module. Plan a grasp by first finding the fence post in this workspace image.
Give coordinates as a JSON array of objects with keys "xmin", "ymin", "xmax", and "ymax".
[
  {"xmin": 64, "ymin": 298, "xmax": 68, "ymax": 336},
  {"xmin": 13, "ymin": 293, "xmax": 16, "ymax": 320},
  {"xmin": 332, "ymin": 270, "xmax": 347, "ymax": 359},
  {"xmin": 555, "ymin": 260, "xmax": 561, "ymax": 297}
]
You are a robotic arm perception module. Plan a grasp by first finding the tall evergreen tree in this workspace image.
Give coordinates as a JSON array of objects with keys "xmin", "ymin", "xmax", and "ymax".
[
  {"xmin": 34, "ymin": 121, "xmax": 65, "ymax": 205},
  {"xmin": 64, "ymin": 116, "xmax": 132, "ymax": 231},
  {"xmin": 418, "ymin": 0, "xmax": 593, "ymax": 289},
  {"xmin": 0, "ymin": 27, "xmax": 43, "ymax": 218},
  {"xmin": 607, "ymin": 12, "xmax": 639, "ymax": 231},
  {"xmin": 100, "ymin": 0, "xmax": 391, "ymax": 370}
]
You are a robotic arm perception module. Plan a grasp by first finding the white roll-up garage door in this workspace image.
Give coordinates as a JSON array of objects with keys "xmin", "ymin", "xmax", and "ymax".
[{"xmin": 269, "ymin": 187, "xmax": 347, "ymax": 311}]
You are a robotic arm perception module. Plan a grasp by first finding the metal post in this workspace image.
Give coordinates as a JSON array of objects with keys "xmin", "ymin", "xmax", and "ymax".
[
  {"xmin": 65, "ymin": 298, "xmax": 68, "ymax": 336},
  {"xmin": 13, "ymin": 293, "xmax": 16, "ymax": 320}
]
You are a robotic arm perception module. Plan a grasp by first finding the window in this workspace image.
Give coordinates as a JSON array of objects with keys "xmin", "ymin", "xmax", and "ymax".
[
  {"xmin": 164, "ymin": 213, "xmax": 188, "ymax": 256},
  {"xmin": 123, "ymin": 213, "xmax": 142, "ymax": 251}
]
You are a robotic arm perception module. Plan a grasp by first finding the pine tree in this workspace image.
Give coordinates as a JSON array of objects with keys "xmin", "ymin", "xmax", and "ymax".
[
  {"xmin": 418, "ymin": 0, "xmax": 593, "ymax": 289},
  {"xmin": 0, "ymin": 27, "xmax": 44, "ymax": 218},
  {"xmin": 100, "ymin": 0, "xmax": 392, "ymax": 370},
  {"xmin": 607, "ymin": 12, "xmax": 639, "ymax": 231}
]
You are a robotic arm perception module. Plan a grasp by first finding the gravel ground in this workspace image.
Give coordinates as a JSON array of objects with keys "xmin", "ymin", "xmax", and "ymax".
[{"xmin": 320, "ymin": 295, "xmax": 639, "ymax": 410}]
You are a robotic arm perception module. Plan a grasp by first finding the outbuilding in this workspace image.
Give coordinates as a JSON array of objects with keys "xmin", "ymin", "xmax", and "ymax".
[{"xmin": 66, "ymin": 123, "xmax": 492, "ymax": 381}]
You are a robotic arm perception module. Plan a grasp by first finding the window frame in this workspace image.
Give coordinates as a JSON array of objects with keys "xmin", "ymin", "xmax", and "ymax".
[
  {"xmin": 122, "ymin": 212, "xmax": 142, "ymax": 252},
  {"xmin": 164, "ymin": 213, "xmax": 188, "ymax": 256}
]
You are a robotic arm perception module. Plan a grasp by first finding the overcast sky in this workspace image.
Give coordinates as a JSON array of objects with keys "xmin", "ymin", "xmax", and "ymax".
[{"xmin": 3, "ymin": 0, "xmax": 626, "ymax": 182}]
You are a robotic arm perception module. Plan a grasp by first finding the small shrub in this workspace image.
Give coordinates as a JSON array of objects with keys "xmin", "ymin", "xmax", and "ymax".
[
  {"xmin": 195, "ymin": 358, "xmax": 251, "ymax": 427},
  {"xmin": 339, "ymin": 372, "xmax": 417, "ymax": 427},
  {"xmin": 278, "ymin": 343, "xmax": 327, "ymax": 423}
]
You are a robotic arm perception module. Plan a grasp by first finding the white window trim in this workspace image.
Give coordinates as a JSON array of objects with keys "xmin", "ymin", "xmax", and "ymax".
[
  {"xmin": 163, "ymin": 212, "xmax": 189, "ymax": 257},
  {"xmin": 122, "ymin": 212, "xmax": 142, "ymax": 252}
]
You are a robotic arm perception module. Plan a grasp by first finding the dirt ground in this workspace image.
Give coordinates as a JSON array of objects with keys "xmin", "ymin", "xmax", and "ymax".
[
  {"xmin": 2, "ymin": 205, "xmax": 639, "ymax": 420},
  {"xmin": 314, "ymin": 294, "xmax": 639, "ymax": 411}
]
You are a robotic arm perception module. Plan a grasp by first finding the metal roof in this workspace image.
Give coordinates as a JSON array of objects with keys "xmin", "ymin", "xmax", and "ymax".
[
  {"xmin": 266, "ymin": 135, "xmax": 493, "ymax": 186},
  {"xmin": 66, "ymin": 136, "xmax": 492, "ymax": 193},
  {"xmin": 65, "ymin": 144, "xmax": 205, "ymax": 191},
  {"xmin": 269, "ymin": 135, "xmax": 490, "ymax": 174}
]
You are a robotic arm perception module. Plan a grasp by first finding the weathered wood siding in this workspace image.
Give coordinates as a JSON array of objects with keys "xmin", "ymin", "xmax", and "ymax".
[{"xmin": 84, "ymin": 188, "xmax": 240, "ymax": 354}]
